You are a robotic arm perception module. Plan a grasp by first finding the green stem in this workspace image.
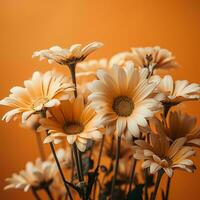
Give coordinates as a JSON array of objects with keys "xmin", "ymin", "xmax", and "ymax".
[
  {"xmin": 151, "ymin": 169, "xmax": 164, "ymax": 200},
  {"xmin": 35, "ymin": 132, "xmax": 46, "ymax": 161},
  {"xmin": 110, "ymin": 136, "xmax": 121, "ymax": 199}
]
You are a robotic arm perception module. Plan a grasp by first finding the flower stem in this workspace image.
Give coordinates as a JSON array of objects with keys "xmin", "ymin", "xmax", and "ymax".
[
  {"xmin": 110, "ymin": 136, "xmax": 121, "ymax": 199},
  {"xmin": 44, "ymin": 185, "xmax": 54, "ymax": 200},
  {"xmin": 151, "ymin": 169, "xmax": 164, "ymax": 200},
  {"xmin": 35, "ymin": 132, "xmax": 46, "ymax": 161},
  {"xmin": 93, "ymin": 135, "xmax": 105, "ymax": 199},
  {"xmin": 164, "ymin": 177, "xmax": 171, "ymax": 200},
  {"xmin": 68, "ymin": 64, "xmax": 77, "ymax": 97},
  {"xmin": 49, "ymin": 140, "xmax": 73, "ymax": 200},
  {"xmin": 144, "ymin": 168, "xmax": 149, "ymax": 200},
  {"xmin": 128, "ymin": 157, "xmax": 137, "ymax": 194},
  {"xmin": 31, "ymin": 188, "xmax": 41, "ymax": 200},
  {"xmin": 72, "ymin": 143, "xmax": 85, "ymax": 200}
]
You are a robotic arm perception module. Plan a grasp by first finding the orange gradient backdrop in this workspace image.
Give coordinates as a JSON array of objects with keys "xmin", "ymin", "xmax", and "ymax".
[{"xmin": 0, "ymin": 0, "xmax": 200, "ymax": 199}]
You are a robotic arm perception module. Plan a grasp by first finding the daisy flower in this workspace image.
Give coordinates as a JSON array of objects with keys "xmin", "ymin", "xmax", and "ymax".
[
  {"xmin": 32, "ymin": 42, "xmax": 103, "ymax": 66},
  {"xmin": 88, "ymin": 64, "xmax": 162, "ymax": 138},
  {"xmin": 0, "ymin": 71, "xmax": 74, "ymax": 122},
  {"xmin": 156, "ymin": 75, "xmax": 200, "ymax": 105},
  {"xmin": 131, "ymin": 46, "xmax": 178, "ymax": 73},
  {"xmin": 153, "ymin": 111, "xmax": 200, "ymax": 146},
  {"xmin": 48, "ymin": 147, "xmax": 72, "ymax": 168},
  {"xmin": 109, "ymin": 51, "xmax": 135, "ymax": 68},
  {"xmin": 4, "ymin": 158, "xmax": 57, "ymax": 192},
  {"xmin": 133, "ymin": 134, "xmax": 196, "ymax": 177},
  {"xmin": 76, "ymin": 59, "xmax": 108, "ymax": 84},
  {"xmin": 39, "ymin": 96, "xmax": 102, "ymax": 152}
]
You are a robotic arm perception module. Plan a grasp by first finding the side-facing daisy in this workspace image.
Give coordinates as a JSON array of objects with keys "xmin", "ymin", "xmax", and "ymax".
[
  {"xmin": 4, "ymin": 158, "xmax": 57, "ymax": 192},
  {"xmin": 39, "ymin": 96, "xmax": 102, "ymax": 152},
  {"xmin": 153, "ymin": 111, "xmax": 200, "ymax": 146},
  {"xmin": 32, "ymin": 42, "xmax": 103, "ymax": 66},
  {"xmin": 156, "ymin": 75, "xmax": 200, "ymax": 105},
  {"xmin": 88, "ymin": 64, "xmax": 162, "ymax": 139},
  {"xmin": 131, "ymin": 46, "xmax": 178, "ymax": 72},
  {"xmin": 0, "ymin": 71, "xmax": 74, "ymax": 122},
  {"xmin": 133, "ymin": 134, "xmax": 196, "ymax": 177}
]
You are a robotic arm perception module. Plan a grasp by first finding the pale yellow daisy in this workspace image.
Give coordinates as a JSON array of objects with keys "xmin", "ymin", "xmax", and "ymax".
[
  {"xmin": 131, "ymin": 46, "xmax": 178, "ymax": 72},
  {"xmin": 133, "ymin": 134, "xmax": 196, "ymax": 177},
  {"xmin": 0, "ymin": 71, "xmax": 74, "ymax": 122},
  {"xmin": 88, "ymin": 64, "xmax": 162, "ymax": 139},
  {"xmin": 39, "ymin": 96, "xmax": 102, "ymax": 152},
  {"xmin": 4, "ymin": 158, "xmax": 57, "ymax": 192},
  {"xmin": 109, "ymin": 51, "xmax": 135, "ymax": 68},
  {"xmin": 156, "ymin": 75, "xmax": 200, "ymax": 105},
  {"xmin": 33, "ymin": 42, "xmax": 103, "ymax": 66},
  {"xmin": 153, "ymin": 110, "xmax": 200, "ymax": 146}
]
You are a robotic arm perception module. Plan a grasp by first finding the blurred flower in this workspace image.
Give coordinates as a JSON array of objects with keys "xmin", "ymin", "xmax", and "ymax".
[
  {"xmin": 0, "ymin": 71, "xmax": 74, "ymax": 122},
  {"xmin": 133, "ymin": 134, "xmax": 196, "ymax": 177},
  {"xmin": 4, "ymin": 158, "xmax": 57, "ymax": 192},
  {"xmin": 48, "ymin": 147, "xmax": 72, "ymax": 168},
  {"xmin": 33, "ymin": 42, "xmax": 103, "ymax": 66},
  {"xmin": 103, "ymin": 135, "xmax": 132, "ymax": 159},
  {"xmin": 76, "ymin": 59, "xmax": 108, "ymax": 83},
  {"xmin": 131, "ymin": 46, "xmax": 178, "ymax": 73},
  {"xmin": 40, "ymin": 96, "xmax": 102, "ymax": 152},
  {"xmin": 109, "ymin": 52, "xmax": 135, "ymax": 68},
  {"xmin": 153, "ymin": 111, "xmax": 200, "ymax": 146},
  {"xmin": 21, "ymin": 114, "xmax": 41, "ymax": 131},
  {"xmin": 88, "ymin": 64, "xmax": 161, "ymax": 139},
  {"xmin": 76, "ymin": 59, "xmax": 108, "ymax": 98},
  {"xmin": 156, "ymin": 75, "xmax": 200, "ymax": 105}
]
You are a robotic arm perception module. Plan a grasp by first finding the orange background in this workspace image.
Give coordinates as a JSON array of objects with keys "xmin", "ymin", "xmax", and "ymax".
[{"xmin": 0, "ymin": 0, "xmax": 200, "ymax": 199}]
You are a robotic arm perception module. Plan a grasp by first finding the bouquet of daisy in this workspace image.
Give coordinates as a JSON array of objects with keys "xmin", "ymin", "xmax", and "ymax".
[{"xmin": 1, "ymin": 42, "xmax": 200, "ymax": 200}]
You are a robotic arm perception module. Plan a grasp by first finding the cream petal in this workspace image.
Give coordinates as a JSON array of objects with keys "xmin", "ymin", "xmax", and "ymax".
[
  {"xmin": 66, "ymin": 135, "xmax": 77, "ymax": 144},
  {"xmin": 116, "ymin": 117, "xmax": 127, "ymax": 136},
  {"xmin": 127, "ymin": 117, "xmax": 140, "ymax": 137}
]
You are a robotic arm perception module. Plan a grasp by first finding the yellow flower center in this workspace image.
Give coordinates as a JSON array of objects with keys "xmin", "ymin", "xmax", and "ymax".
[
  {"xmin": 63, "ymin": 121, "xmax": 84, "ymax": 135},
  {"xmin": 112, "ymin": 96, "xmax": 134, "ymax": 117}
]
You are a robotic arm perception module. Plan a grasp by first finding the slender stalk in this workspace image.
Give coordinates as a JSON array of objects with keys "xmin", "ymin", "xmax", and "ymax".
[
  {"xmin": 44, "ymin": 185, "xmax": 54, "ymax": 200},
  {"xmin": 49, "ymin": 140, "xmax": 73, "ymax": 200},
  {"xmin": 151, "ymin": 169, "xmax": 164, "ymax": 200},
  {"xmin": 110, "ymin": 136, "xmax": 121, "ymax": 199},
  {"xmin": 71, "ymin": 148, "xmax": 75, "ymax": 182},
  {"xmin": 77, "ymin": 149, "xmax": 84, "ymax": 181},
  {"xmin": 68, "ymin": 64, "xmax": 77, "ymax": 98},
  {"xmin": 31, "ymin": 188, "xmax": 41, "ymax": 200},
  {"xmin": 72, "ymin": 143, "xmax": 85, "ymax": 200},
  {"xmin": 128, "ymin": 157, "xmax": 137, "ymax": 194},
  {"xmin": 162, "ymin": 104, "xmax": 171, "ymax": 200},
  {"xmin": 92, "ymin": 135, "xmax": 105, "ymax": 199},
  {"xmin": 35, "ymin": 132, "xmax": 46, "ymax": 161},
  {"xmin": 144, "ymin": 168, "xmax": 149, "ymax": 200},
  {"xmin": 165, "ymin": 177, "xmax": 171, "ymax": 200}
]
